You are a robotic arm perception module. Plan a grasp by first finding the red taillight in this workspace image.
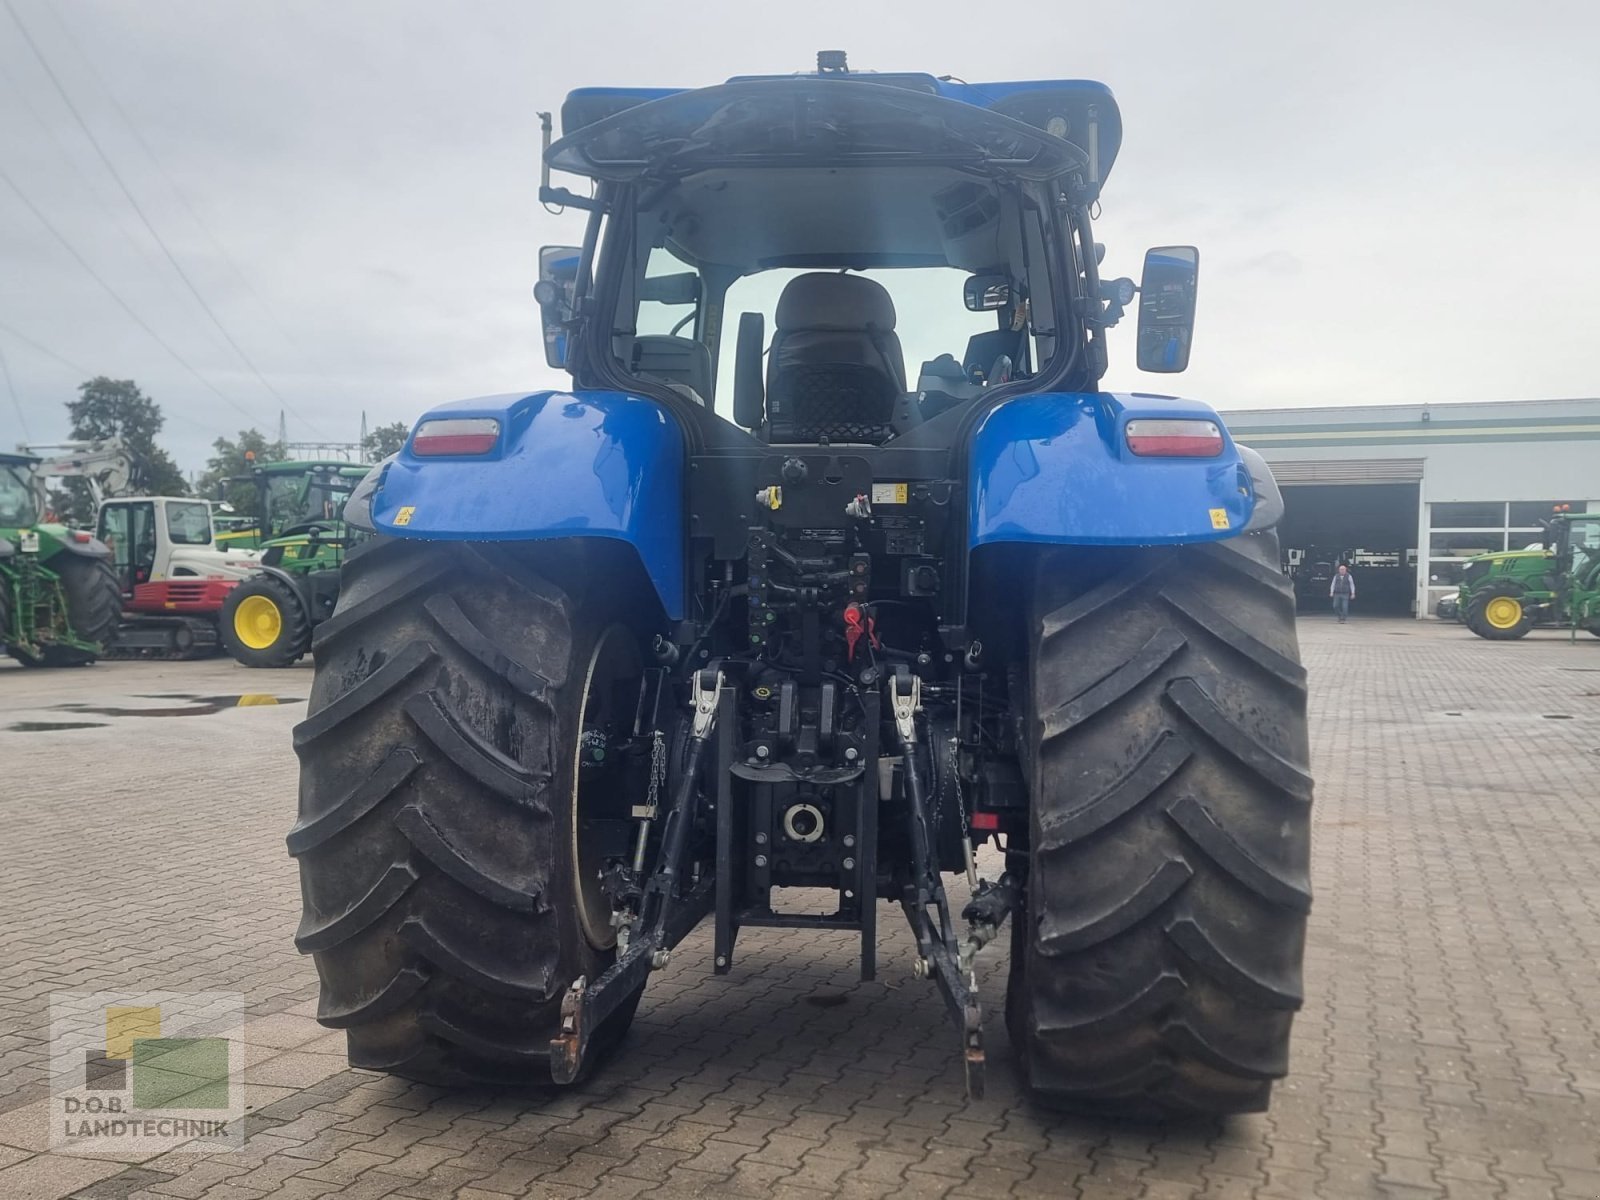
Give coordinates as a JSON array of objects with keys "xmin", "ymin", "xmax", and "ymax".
[
  {"xmin": 971, "ymin": 811, "xmax": 1001, "ymax": 832},
  {"xmin": 71, "ymin": 531, "xmax": 92, "ymax": 543},
  {"xmin": 411, "ymin": 417, "xmax": 500, "ymax": 456},
  {"xmin": 1125, "ymin": 418, "xmax": 1224, "ymax": 457}
]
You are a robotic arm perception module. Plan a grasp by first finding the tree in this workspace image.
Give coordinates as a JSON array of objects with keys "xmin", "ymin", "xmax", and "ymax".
[
  {"xmin": 196, "ymin": 429, "xmax": 286, "ymax": 525},
  {"xmin": 54, "ymin": 378, "xmax": 188, "ymax": 524},
  {"xmin": 362, "ymin": 420, "xmax": 411, "ymax": 461}
]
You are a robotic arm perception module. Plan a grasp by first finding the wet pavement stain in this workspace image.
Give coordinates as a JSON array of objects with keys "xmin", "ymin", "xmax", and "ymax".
[
  {"xmin": 51, "ymin": 694, "xmax": 299, "ymax": 719},
  {"xmin": 133, "ymin": 693, "xmax": 302, "ymax": 702},
  {"xmin": 5, "ymin": 721, "xmax": 109, "ymax": 733}
]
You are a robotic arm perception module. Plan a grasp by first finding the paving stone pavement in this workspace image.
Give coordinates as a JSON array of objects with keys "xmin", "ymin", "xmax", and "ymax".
[{"xmin": 1, "ymin": 617, "xmax": 1597, "ymax": 1199}]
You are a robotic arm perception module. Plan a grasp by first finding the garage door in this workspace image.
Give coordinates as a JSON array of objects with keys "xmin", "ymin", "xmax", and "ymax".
[{"xmin": 1264, "ymin": 457, "xmax": 1425, "ymax": 486}]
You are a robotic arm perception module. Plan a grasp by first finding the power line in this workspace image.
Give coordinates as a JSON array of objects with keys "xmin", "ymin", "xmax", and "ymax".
[
  {"xmin": 0, "ymin": 56, "xmax": 231, "ymax": 363},
  {"xmin": 2, "ymin": 0, "xmax": 329, "ymax": 439},
  {"xmin": 43, "ymin": 3, "xmax": 360, "ymax": 411},
  {"xmin": 0, "ymin": 319, "xmax": 92, "ymax": 376},
  {"xmin": 0, "ymin": 338, "xmax": 29, "ymax": 439},
  {"xmin": 0, "ymin": 163, "xmax": 267, "ymax": 427}
]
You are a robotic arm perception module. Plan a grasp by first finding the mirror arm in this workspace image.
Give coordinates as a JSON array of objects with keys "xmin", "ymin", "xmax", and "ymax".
[
  {"xmin": 540, "ymin": 186, "xmax": 600, "ymax": 212},
  {"xmin": 538, "ymin": 112, "xmax": 601, "ymax": 212}
]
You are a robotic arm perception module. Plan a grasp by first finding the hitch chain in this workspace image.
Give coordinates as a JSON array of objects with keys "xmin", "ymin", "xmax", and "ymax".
[{"xmin": 628, "ymin": 729, "xmax": 667, "ymax": 878}]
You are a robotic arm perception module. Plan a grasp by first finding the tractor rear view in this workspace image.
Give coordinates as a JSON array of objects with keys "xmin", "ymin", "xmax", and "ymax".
[
  {"xmin": 219, "ymin": 461, "xmax": 369, "ymax": 667},
  {"xmin": 1, "ymin": 452, "xmax": 120, "ymax": 667},
  {"xmin": 290, "ymin": 58, "xmax": 1313, "ymax": 1117}
]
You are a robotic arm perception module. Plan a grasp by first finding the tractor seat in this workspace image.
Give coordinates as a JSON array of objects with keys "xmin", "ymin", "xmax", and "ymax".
[{"xmin": 766, "ymin": 273, "xmax": 906, "ymax": 443}]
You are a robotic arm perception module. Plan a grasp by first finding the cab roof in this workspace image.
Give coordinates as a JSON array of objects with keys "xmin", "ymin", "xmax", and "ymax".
[
  {"xmin": 259, "ymin": 459, "xmax": 368, "ymax": 474},
  {"xmin": 552, "ymin": 72, "xmax": 1121, "ymax": 187}
]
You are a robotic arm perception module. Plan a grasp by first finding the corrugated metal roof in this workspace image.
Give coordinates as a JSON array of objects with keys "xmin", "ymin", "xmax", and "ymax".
[{"xmin": 1262, "ymin": 457, "xmax": 1426, "ymax": 485}]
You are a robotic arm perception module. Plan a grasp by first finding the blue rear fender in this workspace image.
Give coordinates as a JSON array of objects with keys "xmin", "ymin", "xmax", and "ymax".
[
  {"xmin": 365, "ymin": 391, "xmax": 686, "ymax": 619},
  {"xmin": 969, "ymin": 392, "xmax": 1258, "ymax": 548}
]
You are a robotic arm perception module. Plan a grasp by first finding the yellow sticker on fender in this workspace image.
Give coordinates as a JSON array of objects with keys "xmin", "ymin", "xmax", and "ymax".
[
  {"xmin": 1209, "ymin": 508, "xmax": 1230, "ymax": 530},
  {"xmin": 394, "ymin": 506, "xmax": 416, "ymax": 526},
  {"xmin": 871, "ymin": 483, "xmax": 908, "ymax": 505}
]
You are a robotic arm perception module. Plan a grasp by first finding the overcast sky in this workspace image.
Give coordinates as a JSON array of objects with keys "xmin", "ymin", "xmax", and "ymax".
[{"xmin": 1, "ymin": 0, "xmax": 1595, "ymax": 474}]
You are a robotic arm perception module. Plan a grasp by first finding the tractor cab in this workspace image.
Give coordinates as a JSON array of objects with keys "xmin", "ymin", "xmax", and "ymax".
[
  {"xmin": 1554, "ymin": 513, "xmax": 1600, "ymax": 593},
  {"xmin": 0, "ymin": 452, "xmax": 42, "ymax": 532},
  {"xmin": 222, "ymin": 460, "xmax": 368, "ymax": 550},
  {"xmin": 251, "ymin": 463, "xmax": 367, "ymax": 573},
  {"xmin": 533, "ymin": 70, "xmax": 1200, "ymax": 447},
  {"xmin": 263, "ymin": 463, "xmax": 364, "ymax": 537}
]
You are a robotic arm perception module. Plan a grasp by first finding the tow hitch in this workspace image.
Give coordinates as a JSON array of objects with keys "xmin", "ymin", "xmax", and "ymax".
[{"xmin": 889, "ymin": 669, "xmax": 1019, "ymax": 1099}]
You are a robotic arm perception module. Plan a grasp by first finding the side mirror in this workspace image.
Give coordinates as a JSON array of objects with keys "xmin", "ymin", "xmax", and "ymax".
[
  {"xmin": 963, "ymin": 273, "xmax": 1010, "ymax": 312},
  {"xmin": 535, "ymin": 245, "xmax": 581, "ymax": 369},
  {"xmin": 1136, "ymin": 246, "xmax": 1199, "ymax": 373}
]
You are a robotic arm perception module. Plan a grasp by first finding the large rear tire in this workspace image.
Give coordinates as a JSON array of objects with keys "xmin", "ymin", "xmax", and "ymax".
[
  {"xmin": 290, "ymin": 539, "xmax": 647, "ymax": 1083},
  {"xmin": 28, "ymin": 554, "xmax": 121, "ymax": 667},
  {"xmin": 221, "ymin": 574, "xmax": 312, "ymax": 667},
  {"xmin": 1009, "ymin": 530, "xmax": 1313, "ymax": 1118}
]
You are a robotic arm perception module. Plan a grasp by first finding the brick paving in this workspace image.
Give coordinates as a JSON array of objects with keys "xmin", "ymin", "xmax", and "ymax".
[{"xmin": 1, "ymin": 617, "xmax": 1597, "ymax": 1198}]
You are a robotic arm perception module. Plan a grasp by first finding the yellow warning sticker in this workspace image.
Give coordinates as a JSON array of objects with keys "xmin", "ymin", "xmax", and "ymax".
[
  {"xmin": 1209, "ymin": 508, "xmax": 1231, "ymax": 530},
  {"xmin": 394, "ymin": 506, "xmax": 416, "ymax": 526},
  {"xmin": 871, "ymin": 483, "xmax": 908, "ymax": 505}
]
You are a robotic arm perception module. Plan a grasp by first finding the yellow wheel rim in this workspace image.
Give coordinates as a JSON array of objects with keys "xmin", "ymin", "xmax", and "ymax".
[
  {"xmin": 1484, "ymin": 596, "xmax": 1523, "ymax": 630},
  {"xmin": 234, "ymin": 594, "xmax": 283, "ymax": 649}
]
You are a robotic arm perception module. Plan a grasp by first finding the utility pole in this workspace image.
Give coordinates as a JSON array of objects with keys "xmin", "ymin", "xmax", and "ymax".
[{"xmin": 277, "ymin": 410, "xmax": 288, "ymax": 446}]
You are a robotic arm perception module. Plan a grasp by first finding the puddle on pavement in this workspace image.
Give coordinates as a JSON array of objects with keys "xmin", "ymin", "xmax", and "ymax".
[
  {"xmin": 6, "ymin": 721, "xmax": 109, "ymax": 732},
  {"xmin": 50, "ymin": 694, "xmax": 301, "ymax": 719}
]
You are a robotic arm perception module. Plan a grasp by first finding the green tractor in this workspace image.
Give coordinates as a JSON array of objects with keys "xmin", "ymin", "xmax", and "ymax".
[
  {"xmin": 218, "ymin": 459, "xmax": 370, "ymax": 667},
  {"xmin": 0, "ymin": 452, "xmax": 122, "ymax": 667},
  {"xmin": 1460, "ymin": 510, "xmax": 1600, "ymax": 639}
]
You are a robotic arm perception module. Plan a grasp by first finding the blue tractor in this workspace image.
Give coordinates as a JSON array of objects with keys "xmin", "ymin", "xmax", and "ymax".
[{"xmin": 290, "ymin": 55, "xmax": 1312, "ymax": 1117}]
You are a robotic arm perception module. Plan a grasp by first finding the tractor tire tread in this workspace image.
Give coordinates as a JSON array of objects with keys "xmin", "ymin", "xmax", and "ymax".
[
  {"xmin": 221, "ymin": 573, "xmax": 313, "ymax": 667},
  {"xmin": 292, "ymin": 539, "xmax": 627, "ymax": 1086},
  {"xmin": 1015, "ymin": 530, "xmax": 1311, "ymax": 1119},
  {"xmin": 38, "ymin": 554, "xmax": 121, "ymax": 665},
  {"xmin": 1466, "ymin": 581, "xmax": 1535, "ymax": 640}
]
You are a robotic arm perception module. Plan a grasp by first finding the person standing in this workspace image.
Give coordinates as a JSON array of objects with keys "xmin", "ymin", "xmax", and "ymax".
[{"xmin": 1330, "ymin": 563, "xmax": 1355, "ymax": 622}]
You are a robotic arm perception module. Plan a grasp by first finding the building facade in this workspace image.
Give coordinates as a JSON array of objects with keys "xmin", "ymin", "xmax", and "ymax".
[{"xmin": 1222, "ymin": 398, "xmax": 1600, "ymax": 618}]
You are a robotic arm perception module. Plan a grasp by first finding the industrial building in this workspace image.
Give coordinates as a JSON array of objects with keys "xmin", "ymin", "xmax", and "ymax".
[{"xmin": 1222, "ymin": 397, "xmax": 1600, "ymax": 618}]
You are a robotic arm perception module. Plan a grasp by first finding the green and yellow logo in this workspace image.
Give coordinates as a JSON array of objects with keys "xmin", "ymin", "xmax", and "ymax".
[
  {"xmin": 51, "ymin": 991, "xmax": 244, "ymax": 1153},
  {"xmin": 84, "ymin": 1006, "xmax": 230, "ymax": 1109}
]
